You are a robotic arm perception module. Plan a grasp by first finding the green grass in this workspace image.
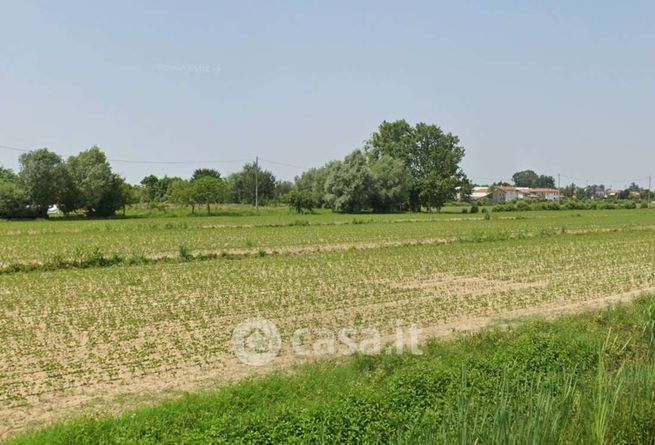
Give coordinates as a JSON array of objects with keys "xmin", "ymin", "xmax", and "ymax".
[
  {"xmin": 1, "ymin": 208, "xmax": 653, "ymax": 265},
  {"xmin": 7, "ymin": 297, "xmax": 655, "ymax": 445},
  {"xmin": 2, "ymin": 207, "xmax": 654, "ymax": 441},
  {"xmin": 1, "ymin": 222, "xmax": 653, "ymax": 414}
]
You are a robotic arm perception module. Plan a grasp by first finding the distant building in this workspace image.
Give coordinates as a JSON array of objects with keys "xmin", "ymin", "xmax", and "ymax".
[
  {"xmin": 491, "ymin": 186, "xmax": 560, "ymax": 203},
  {"xmin": 491, "ymin": 186, "xmax": 521, "ymax": 203},
  {"xmin": 470, "ymin": 186, "xmax": 492, "ymax": 201},
  {"xmin": 529, "ymin": 188, "xmax": 561, "ymax": 201}
]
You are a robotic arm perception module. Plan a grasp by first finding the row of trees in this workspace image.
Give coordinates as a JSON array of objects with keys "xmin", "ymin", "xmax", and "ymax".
[
  {"xmin": 293, "ymin": 151, "xmax": 411, "ymax": 213},
  {"xmin": 139, "ymin": 163, "xmax": 292, "ymax": 213},
  {"xmin": 560, "ymin": 182, "xmax": 650, "ymax": 200},
  {"xmin": 0, "ymin": 146, "xmax": 296, "ymax": 218},
  {"xmin": 0, "ymin": 147, "xmax": 134, "ymax": 218},
  {"xmin": 293, "ymin": 120, "xmax": 469, "ymax": 213},
  {"xmin": 0, "ymin": 119, "xmax": 470, "ymax": 217}
]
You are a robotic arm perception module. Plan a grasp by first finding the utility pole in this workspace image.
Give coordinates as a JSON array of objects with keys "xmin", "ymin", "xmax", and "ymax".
[
  {"xmin": 557, "ymin": 173, "xmax": 561, "ymax": 202},
  {"xmin": 254, "ymin": 156, "xmax": 259, "ymax": 210},
  {"xmin": 648, "ymin": 175, "xmax": 652, "ymax": 208}
]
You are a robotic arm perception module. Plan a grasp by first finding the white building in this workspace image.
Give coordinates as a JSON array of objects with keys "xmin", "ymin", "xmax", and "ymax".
[
  {"xmin": 529, "ymin": 188, "xmax": 561, "ymax": 200},
  {"xmin": 491, "ymin": 186, "xmax": 521, "ymax": 203},
  {"xmin": 491, "ymin": 186, "xmax": 560, "ymax": 203},
  {"xmin": 470, "ymin": 186, "xmax": 492, "ymax": 201}
]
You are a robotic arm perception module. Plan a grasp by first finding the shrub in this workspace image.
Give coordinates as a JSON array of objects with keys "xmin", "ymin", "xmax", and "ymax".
[
  {"xmin": 285, "ymin": 190, "xmax": 315, "ymax": 214},
  {"xmin": 516, "ymin": 201, "xmax": 530, "ymax": 211},
  {"xmin": 178, "ymin": 244, "xmax": 192, "ymax": 260}
]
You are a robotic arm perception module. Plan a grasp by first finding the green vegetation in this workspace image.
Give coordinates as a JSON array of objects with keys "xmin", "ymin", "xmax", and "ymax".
[
  {"xmin": 511, "ymin": 169, "xmax": 556, "ymax": 188},
  {"xmin": 7, "ymin": 297, "xmax": 655, "ymax": 444},
  {"xmin": 0, "ymin": 207, "xmax": 653, "ymax": 440},
  {"xmin": 4, "ymin": 118, "xmax": 472, "ymax": 218},
  {"xmin": 0, "ymin": 208, "xmax": 653, "ymax": 266},
  {"xmin": 1, "ymin": 120, "xmax": 650, "ymax": 219},
  {"xmin": 493, "ymin": 199, "xmax": 651, "ymax": 212}
]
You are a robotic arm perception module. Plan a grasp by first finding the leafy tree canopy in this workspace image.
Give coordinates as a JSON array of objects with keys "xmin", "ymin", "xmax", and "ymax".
[
  {"xmin": 18, "ymin": 148, "xmax": 67, "ymax": 217},
  {"xmin": 512, "ymin": 170, "xmax": 555, "ymax": 188},
  {"xmin": 191, "ymin": 168, "xmax": 221, "ymax": 181},
  {"xmin": 365, "ymin": 120, "xmax": 468, "ymax": 212},
  {"xmin": 228, "ymin": 163, "xmax": 276, "ymax": 205}
]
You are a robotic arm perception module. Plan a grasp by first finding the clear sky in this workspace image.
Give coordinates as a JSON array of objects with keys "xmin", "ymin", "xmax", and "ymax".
[{"xmin": 1, "ymin": 1, "xmax": 653, "ymax": 188}]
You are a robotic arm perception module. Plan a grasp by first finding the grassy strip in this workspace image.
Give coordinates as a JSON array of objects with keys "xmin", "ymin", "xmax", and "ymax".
[
  {"xmin": 7, "ymin": 297, "xmax": 655, "ymax": 444},
  {"xmin": 1, "ymin": 224, "xmax": 652, "ymax": 276}
]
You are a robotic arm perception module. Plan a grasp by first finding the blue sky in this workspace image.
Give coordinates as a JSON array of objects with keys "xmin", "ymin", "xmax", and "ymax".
[{"xmin": 1, "ymin": 0, "xmax": 653, "ymax": 188}]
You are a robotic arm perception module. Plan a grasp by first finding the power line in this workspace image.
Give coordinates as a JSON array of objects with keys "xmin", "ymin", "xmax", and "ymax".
[
  {"xmin": 109, "ymin": 158, "xmax": 249, "ymax": 165},
  {"xmin": 0, "ymin": 144, "xmax": 31, "ymax": 153},
  {"xmin": 0, "ymin": 143, "xmax": 247, "ymax": 165},
  {"xmin": 258, "ymin": 158, "xmax": 309, "ymax": 170}
]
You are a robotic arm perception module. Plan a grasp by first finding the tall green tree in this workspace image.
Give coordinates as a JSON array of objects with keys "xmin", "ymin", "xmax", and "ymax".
[
  {"xmin": 274, "ymin": 181, "xmax": 293, "ymax": 201},
  {"xmin": 190, "ymin": 176, "xmax": 228, "ymax": 214},
  {"xmin": 369, "ymin": 155, "xmax": 411, "ymax": 212},
  {"xmin": 119, "ymin": 182, "xmax": 141, "ymax": 215},
  {"xmin": 18, "ymin": 148, "xmax": 67, "ymax": 218},
  {"xmin": 170, "ymin": 179, "xmax": 195, "ymax": 213},
  {"xmin": 365, "ymin": 120, "xmax": 468, "ymax": 212},
  {"xmin": 512, "ymin": 170, "xmax": 555, "ymax": 188},
  {"xmin": 62, "ymin": 146, "xmax": 126, "ymax": 216},
  {"xmin": 227, "ymin": 163, "xmax": 276, "ymax": 205},
  {"xmin": 294, "ymin": 161, "xmax": 339, "ymax": 208},
  {"xmin": 324, "ymin": 150, "xmax": 374, "ymax": 213},
  {"xmin": 93, "ymin": 175, "xmax": 130, "ymax": 217},
  {"xmin": 0, "ymin": 177, "xmax": 29, "ymax": 218},
  {"xmin": 191, "ymin": 168, "xmax": 221, "ymax": 181},
  {"xmin": 0, "ymin": 167, "xmax": 17, "ymax": 182},
  {"xmin": 365, "ymin": 119, "xmax": 415, "ymax": 163},
  {"xmin": 412, "ymin": 123, "xmax": 467, "ymax": 212},
  {"xmin": 140, "ymin": 175, "xmax": 181, "ymax": 204}
]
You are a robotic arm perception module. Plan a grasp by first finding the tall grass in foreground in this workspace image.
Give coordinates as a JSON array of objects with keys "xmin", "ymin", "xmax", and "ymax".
[{"xmin": 7, "ymin": 297, "xmax": 655, "ymax": 445}]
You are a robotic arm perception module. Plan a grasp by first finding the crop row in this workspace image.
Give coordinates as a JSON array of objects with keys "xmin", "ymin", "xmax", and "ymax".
[
  {"xmin": 0, "ymin": 209, "xmax": 653, "ymax": 264},
  {"xmin": 0, "ymin": 229, "xmax": 653, "ymax": 411}
]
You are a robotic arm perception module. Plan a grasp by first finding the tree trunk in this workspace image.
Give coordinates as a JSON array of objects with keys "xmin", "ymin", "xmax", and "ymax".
[{"xmin": 207, "ymin": 203, "xmax": 210, "ymax": 215}]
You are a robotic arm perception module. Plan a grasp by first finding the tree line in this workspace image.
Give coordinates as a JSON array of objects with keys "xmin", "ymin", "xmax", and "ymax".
[
  {"xmin": 0, "ymin": 147, "xmax": 132, "ymax": 218},
  {"xmin": 0, "ymin": 119, "xmax": 471, "ymax": 218},
  {"xmin": 0, "ymin": 147, "xmax": 294, "ymax": 218},
  {"xmin": 141, "ymin": 163, "xmax": 292, "ymax": 214}
]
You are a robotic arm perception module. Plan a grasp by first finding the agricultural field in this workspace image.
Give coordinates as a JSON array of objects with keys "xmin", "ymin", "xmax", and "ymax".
[{"xmin": 0, "ymin": 208, "xmax": 654, "ymax": 440}]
